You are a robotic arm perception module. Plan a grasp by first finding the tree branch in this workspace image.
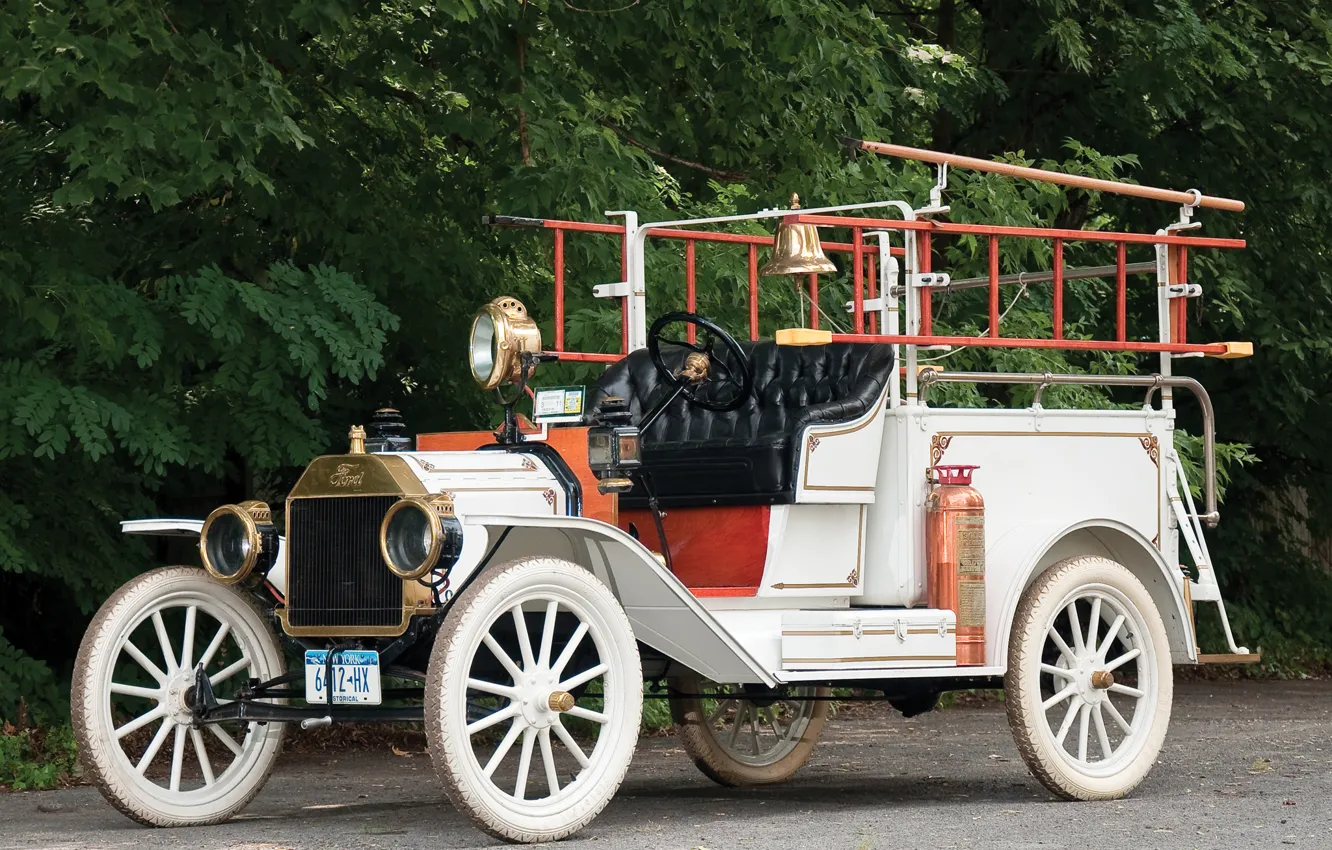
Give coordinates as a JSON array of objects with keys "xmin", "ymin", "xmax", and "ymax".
[{"xmin": 603, "ymin": 124, "xmax": 749, "ymax": 182}]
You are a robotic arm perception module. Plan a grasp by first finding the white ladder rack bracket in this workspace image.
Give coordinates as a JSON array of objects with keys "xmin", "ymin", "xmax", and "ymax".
[
  {"xmin": 910, "ymin": 272, "xmax": 952, "ymax": 288},
  {"xmin": 844, "ymin": 298, "xmax": 886, "ymax": 313},
  {"xmin": 592, "ymin": 281, "xmax": 633, "ymax": 299}
]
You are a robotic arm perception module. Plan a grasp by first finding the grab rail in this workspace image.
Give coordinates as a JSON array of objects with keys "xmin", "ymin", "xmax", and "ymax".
[
  {"xmin": 917, "ymin": 371, "xmax": 1219, "ymax": 526},
  {"xmin": 848, "ymin": 139, "xmax": 1246, "ymax": 213}
]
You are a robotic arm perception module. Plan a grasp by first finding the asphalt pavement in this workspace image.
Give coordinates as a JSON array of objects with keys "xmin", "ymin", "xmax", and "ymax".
[{"xmin": 3, "ymin": 680, "xmax": 1329, "ymax": 850}]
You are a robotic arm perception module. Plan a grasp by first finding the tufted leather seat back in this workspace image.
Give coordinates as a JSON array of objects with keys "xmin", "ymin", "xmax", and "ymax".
[{"xmin": 590, "ymin": 340, "xmax": 895, "ymax": 448}]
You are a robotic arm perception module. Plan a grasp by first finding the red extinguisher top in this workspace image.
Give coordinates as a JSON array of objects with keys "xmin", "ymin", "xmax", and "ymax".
[{"xmin": 933, "ymin": 464, "xmax": 979, "ymax": 486}]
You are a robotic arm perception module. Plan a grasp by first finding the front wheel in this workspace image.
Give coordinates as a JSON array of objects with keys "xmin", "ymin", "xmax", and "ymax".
[
  {"xmin": 1005, "ymin": 556, "xmax": 1172, "ymax": 800},
  {"xmin": 425, "ymin": 556, "xmax": 642, "ymax": 843},
  {"xmin": 71, "ymin": 567, "xmax": 286, "ymax": 826},
  {"xmin": 669, "ymin": 674, "xmax": 828, "ymax": 786}
]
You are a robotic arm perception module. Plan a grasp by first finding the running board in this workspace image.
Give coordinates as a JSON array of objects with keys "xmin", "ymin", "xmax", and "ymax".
[{"xmin": 1198, "ymin": 652, "xmax": 1262, "ymax": 665}]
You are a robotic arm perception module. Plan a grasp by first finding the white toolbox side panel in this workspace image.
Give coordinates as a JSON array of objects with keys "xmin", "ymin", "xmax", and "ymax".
[{"xmin": 780, "ymin": 608, "xmax": 957, "ymax": 670}]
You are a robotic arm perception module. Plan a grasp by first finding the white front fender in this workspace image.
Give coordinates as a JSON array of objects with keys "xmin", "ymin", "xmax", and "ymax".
[
  {"xmin": 456, "ymin": 513, "xmax": 776, "ymax": 686},
  {"xmin": 120, "ymin": 518, "xmax": 289, "ymax": 597}
]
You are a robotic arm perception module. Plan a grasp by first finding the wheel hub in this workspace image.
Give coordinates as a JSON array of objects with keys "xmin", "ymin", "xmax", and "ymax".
[
  {"xmin": 165, "ymin": 670, "xmax": 195, "ymax": 722},
  {"xmin": 517, "ymin": 670, "xmax": 566, "ymax": 729},
  {"xmin": 1068, "ymin": 654, "xmax": 1108, "ymax": 705}
]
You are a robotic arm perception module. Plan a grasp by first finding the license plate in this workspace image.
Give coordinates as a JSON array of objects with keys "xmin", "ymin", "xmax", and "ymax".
[{"xmin": 304, "ymin": 650, "xmax": 382, "ymax": 705}]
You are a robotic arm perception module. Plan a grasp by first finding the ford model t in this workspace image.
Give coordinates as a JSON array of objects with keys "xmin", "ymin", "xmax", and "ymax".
[{"xmin": 73, "ymin": 143, "xmax": 1256, "ymax": 842}]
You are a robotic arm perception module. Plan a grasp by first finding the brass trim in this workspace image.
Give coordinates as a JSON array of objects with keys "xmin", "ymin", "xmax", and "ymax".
[
  {"xmin": 200, "ymin": 501, "xmax": 270, "ymax": 585},
  {"xmin": 597, "ymin": 477, "xmax": 634, "ymax": 495},
  {"xmin": 782, "ymin": 655, "xmax": 957, "ymax": 664},
  {"xmin": 1139, "ymin": 435, "xmax": 1161, "ymax": 467},
  {"xmin": 288, "ymin": 454, "xmax": 427, "ymax": 500},
  {"xmin": 283, "ymin": 459, "xmax": 425, "ymax": 638},
  {"xmin": 274, "ymin": 605, "xmax": 436, "ymax": 639},
  {"xmin": 547, "ymin": 691, "xmax": 575, "ymax": 712},
  {"xmin": 771, "ymin": 506, "xmax": 864, "ymax": 590},
  {"xmin": 380, "ymin": 494, "xmax": 456, "ymax": 580},
  {"xmin": 933, "ymin": 430, "xmax": 1155, "ymax": 439},
  {"xmin": 800, "ymin": 484, "xmax": 877, "ymax": 492},
  {"xmin": 348, "ymin": 425, "xmax": 366, "ymax": 455},
  {"xmin": 930, "ymin": 434, "xmax": 953, "ymax": 466},
  {"xmin": 680, "ymin": 351, "xmax": 710, "ymax": 383}
]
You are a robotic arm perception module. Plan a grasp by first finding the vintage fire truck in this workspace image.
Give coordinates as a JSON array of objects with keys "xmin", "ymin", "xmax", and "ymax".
[{"xmin": 72, "ymin": 143, "xmax": 1256, "ymax": 842}]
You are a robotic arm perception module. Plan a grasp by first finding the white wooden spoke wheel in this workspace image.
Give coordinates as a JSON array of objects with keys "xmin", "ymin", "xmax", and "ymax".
[
  {"xmin": 1006, "ymin": 556, "xmax": 1172, "ymax": 800},
  {"xmin": 71, "ymin": 567, "xmax": 286, "ymax": 826},
  {"xmin": 425, "ymin": 557, "xmax": 642, "ymax": 843},
  {"xmin": 669, "ymin": 674, "xmax": 828, "ymax": 786}
]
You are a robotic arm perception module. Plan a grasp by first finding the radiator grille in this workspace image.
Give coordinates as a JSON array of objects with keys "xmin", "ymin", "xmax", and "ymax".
[{"xmin": 286, "ymin": 496, "xmax": 403, "ymax": 629}]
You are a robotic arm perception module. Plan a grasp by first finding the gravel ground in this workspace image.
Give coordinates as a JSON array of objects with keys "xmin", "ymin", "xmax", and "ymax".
[{"xmin": 3, "ymin": 679, "xmax": 1329, "ymax": 850}]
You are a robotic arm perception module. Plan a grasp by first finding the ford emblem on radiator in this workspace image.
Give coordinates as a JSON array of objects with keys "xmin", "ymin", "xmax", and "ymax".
[{"xmin": 328, "ymin": 463, "xmax": 365, "ymax": 488}]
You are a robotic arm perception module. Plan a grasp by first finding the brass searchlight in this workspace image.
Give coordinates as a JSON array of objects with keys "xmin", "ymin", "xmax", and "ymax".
[{"xmin": 469, "ymin": 296, "xmax": 543, "ymax": 391}]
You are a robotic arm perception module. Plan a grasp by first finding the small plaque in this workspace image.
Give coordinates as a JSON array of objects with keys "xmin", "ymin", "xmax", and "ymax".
[
  {"xmin": 533, "ymin": 386, "xmax": 586, "ymax": 423},
  {"xmin": 955, "ymin": 515, "xmax": 985, "ymax": 576},
  {"xmin": 958, "ymin": 580, "xmax": 986, "ymax": 627}
]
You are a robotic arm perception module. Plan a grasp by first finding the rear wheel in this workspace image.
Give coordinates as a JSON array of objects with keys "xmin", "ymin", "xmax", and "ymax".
[
  {"xmin": 425, "ymin": 556, "xmax": 642, "ymax": 843},
  {"xmin": 669, "ymin": 673, "xmax": 828, "ymax": 786},
  {"xmin": 71, "ymin": 567, "xmax": 286, "ymax": 826},
  {"xmin": 1006, "ymin": 556, "xmax": 1172, "ymax": 800}
]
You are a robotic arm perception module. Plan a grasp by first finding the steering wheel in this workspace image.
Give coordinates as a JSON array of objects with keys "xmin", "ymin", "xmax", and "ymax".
[{"xmin": 647, "ymin": 312, "xmax": 753, "ymax": 412}]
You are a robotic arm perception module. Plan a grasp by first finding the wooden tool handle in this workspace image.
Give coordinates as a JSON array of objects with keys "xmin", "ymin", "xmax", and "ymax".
[{"xmin": 851, "ymin": 139, "xmax": 1245, "ymax": 213}]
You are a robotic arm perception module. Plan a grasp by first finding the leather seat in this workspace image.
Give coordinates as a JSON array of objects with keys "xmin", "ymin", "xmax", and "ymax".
[{"xmin": 588, "ymin": 340, "xmax": 895, "ymax": 506}]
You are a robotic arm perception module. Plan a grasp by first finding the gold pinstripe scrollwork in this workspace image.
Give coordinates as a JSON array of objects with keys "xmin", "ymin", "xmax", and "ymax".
[
  {"xmin": 930, "ymin": 434, "xmax": 953, "ymax": 466},
  {"xmin": 1139, "ymin": 435, "xmax": 1160, "ymax": 467}
]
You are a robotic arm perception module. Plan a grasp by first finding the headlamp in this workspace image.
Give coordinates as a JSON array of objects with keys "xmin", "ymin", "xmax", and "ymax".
[
  {"xmin": 469, "ymin": 297, "xmax": 543, "ymax": 391},
  {"xmin": 379, "ymin": 494, "xmax": 464, "ymax": 580},
  {"xmin": 200, "ymin": 500, "xmax": 275, "ymax": 584}
]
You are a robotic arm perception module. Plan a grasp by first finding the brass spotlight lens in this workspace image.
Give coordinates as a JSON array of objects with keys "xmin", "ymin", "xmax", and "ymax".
[
  {"xmin": 469, "ymin": 296, "xmax": 543, "ymax": 391},
  {"xmin": 380, "ymin": 494, "xmax": 463, "ymax": 580},
  {"xmin": 200, "ymin": 500, "xmax": 272, "ymax": 584}
]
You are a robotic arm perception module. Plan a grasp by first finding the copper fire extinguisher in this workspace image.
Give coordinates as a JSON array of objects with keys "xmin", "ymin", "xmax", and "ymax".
[{"xmin": 927, "ymin": 464, "xmax": 985, "ymax": 666}]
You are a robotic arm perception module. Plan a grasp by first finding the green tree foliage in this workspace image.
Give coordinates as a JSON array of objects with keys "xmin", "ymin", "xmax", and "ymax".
[{"xmin": 2, "ymin": 0, "xmax": 1331, "ymax": 721}]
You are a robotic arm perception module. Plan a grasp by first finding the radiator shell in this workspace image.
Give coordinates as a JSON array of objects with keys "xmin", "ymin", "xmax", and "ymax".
[{"xmin": 283, "ymin": 495, "xmax": 406, "ymax": 634}]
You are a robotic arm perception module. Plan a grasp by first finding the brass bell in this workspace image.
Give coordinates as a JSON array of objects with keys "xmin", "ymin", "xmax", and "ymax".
[{"xmin": 759, "ymin": 194, "xmax": 837, "ymax": 276}]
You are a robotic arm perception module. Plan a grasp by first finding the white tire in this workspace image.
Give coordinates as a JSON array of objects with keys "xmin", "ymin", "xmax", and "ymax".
[
  {"xmin": 669, "ymin": 674, "xmax": 828, "ymax": 786},
  {"xmin": 425, "ymin": 557, "xmax": 642, "ymax": 843},
  {"xmin": 72, "ymin": 567, "xmax": 286, "ymax": 826},
  {"xmin": 1005, "ymin": 556, "xmax": 1172, "ymax": 800}
]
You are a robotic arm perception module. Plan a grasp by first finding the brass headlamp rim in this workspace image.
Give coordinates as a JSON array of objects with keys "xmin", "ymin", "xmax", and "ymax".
[
  {"xmin": 200, "ymin": 500, "xmax": 271, "ymax": 585},
  {"xmin": 470, "ymin": 296, "xmax": 543, "ymax": 391},
  {"xmin": 379, "ymin": 494, "xmax": 455, "ymax": 580}
]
